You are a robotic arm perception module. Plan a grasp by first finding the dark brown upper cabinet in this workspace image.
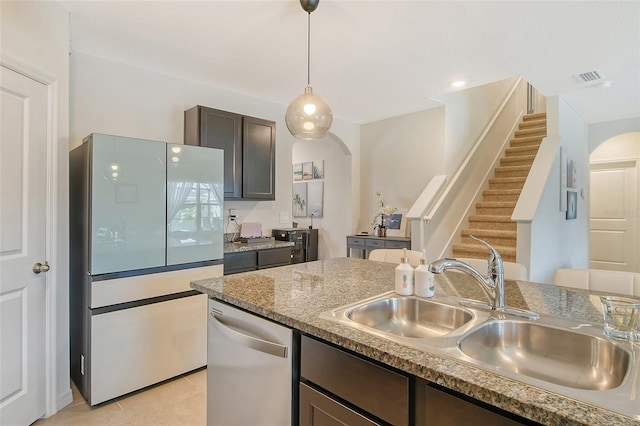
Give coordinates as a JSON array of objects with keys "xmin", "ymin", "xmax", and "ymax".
[{"xmin": 184, "ymin": 106, "xmax": 275, "ymax": 200}]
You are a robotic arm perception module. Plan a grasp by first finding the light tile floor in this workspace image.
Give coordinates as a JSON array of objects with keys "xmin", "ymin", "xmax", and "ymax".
[{"xmin": 33, "ymin": 368, "xmax": 206, "ymax": 426}]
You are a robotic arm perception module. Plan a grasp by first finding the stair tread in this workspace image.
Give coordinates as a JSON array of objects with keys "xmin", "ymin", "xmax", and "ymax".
[
  {"xmin": 511, "ymin": 135, "xmax": 545, "ymax": 143},
  {"xmin": 495, "ymin": 165, "xmax": 531, "ymax": 171},
  {"xmin": 507, "ymin": 143, "xmax": 541, "ymax": 150},
  {"xmin": 489, "ymin": 176, "xmax": 526, "ymax": 182},
  {"xmin": 502, "ymin": 152, "xmax": 536, "ymax": 157},
  {"xmin": 469, "ymin": 215, "xmax": 515, "ymax": 222},
  {"xmin": 519, "ymin": 119, "xmax": 546, "ymax": 126},
  {"xmin": 484, "ymin": 189, "xmax": 521, "ymax": 195},
  {"xmin": 452, "ymin": 243, "xmax": 516, "ymax": 255},
  {"xmin": 516, "ymin": 127, "xmax": 547, "ymax": 133},
  {"xmin": 523, "ymin": 112, "xmax": 547, "ymax": 120},
  {"xmin": 500, "ymin": 155, "xmax": 536, "ymax": 165},
  {"xmin": 461, "ymin": 229, "xmax": 516, "ymax": 237},
  {"xmin": 505, "ymin": 147, "xmax": 540, "ymax": 155},
  {"xmin": 477, "ymin": 201, "xmax": 516, "ymax": 207},
  {"xmin": 518, "ymin": 124, "xmax": 546, "ymax": 131}
]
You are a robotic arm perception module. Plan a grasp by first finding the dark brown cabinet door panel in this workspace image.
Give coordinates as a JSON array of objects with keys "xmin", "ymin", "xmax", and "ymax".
[
  {"xmin": 243, "ymin": 116, "xmax": 275, "ymax": 200},
  {"xmin": 202, "ymin": 109, "xmax": 242, "ymax": 199},
  {"xmin": 184, "ymin": 106, "xmax": 275, "ymax": 200}
]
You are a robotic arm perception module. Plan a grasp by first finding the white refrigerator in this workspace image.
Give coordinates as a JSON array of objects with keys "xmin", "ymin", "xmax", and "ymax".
[{"xmin": 69, "ymin": 134, "xmax": 224, "ymax": 405}]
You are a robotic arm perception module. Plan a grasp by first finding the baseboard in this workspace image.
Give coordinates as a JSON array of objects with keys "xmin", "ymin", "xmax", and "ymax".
[{"xmin": 57, "ymin": 387, "xmax": 73, "ymax": 411}]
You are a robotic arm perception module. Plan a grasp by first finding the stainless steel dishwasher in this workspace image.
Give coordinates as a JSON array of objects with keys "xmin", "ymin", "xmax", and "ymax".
[{"xmin": 207, "ymin": 299, "xmax": 293, "ymax": 426}]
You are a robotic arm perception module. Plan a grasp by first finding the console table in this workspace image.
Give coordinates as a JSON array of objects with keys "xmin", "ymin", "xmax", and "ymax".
[{"xmin": 346, "ymin": 235, "xmax": 411, "ymax": 259}]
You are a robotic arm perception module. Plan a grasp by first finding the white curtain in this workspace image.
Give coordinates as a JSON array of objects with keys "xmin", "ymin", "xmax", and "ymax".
[
  {"xmin": 167, "ymin": 181, "xmax": 194, "ymax": 225},
  {"xmin": 206, "ymin": 182, "xmax": 223, "ymax": 207}
]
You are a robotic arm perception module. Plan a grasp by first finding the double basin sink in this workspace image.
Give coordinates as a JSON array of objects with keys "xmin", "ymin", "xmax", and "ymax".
[{"xmin": 320, "ymin": 292, "xmax": 639, "ymax": 418}]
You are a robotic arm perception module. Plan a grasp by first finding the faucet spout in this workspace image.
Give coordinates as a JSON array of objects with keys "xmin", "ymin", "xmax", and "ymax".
[{"xmin": 428, "ymin": 236, "xmax": 505, "ymax": 310}]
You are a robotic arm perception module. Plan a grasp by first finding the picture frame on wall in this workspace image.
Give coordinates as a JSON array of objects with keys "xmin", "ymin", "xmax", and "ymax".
[
  {"xmin": 567, "ymin": 159, "xmax": 577, "ymax": 188},
  {"xmin": 560, "ymin": 147, "xmax": 567, "ymax": 212},
  {"xmin": 312, "ymin": 160, "xmax": 324, "ymax": 179},
  {"xmin": 559, "ymin": 148, "xmax": 579, "ymax": 212},
  {"xmin": 293, "ymin": 163, "xmax": 303, "ymax": 181},
  {"xmin": 307, "ymin": 181, "xmax": 324, "ymax": 218},
  {"xmin": 302, "ymin": 162, "xmax": 313, "ymax": 180},
  {"xmin": 293, "ymin": 182, "xmax": 307, "ymax": 217},
  {"xmin": 566, "ymin": 191, "xmax": 577, "ymax": 220}
]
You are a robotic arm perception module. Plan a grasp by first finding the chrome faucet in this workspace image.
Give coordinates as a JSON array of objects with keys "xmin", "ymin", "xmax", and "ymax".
[{"xmin": 429, "ymin": 236, "xmax": 505, "ymax": 311}]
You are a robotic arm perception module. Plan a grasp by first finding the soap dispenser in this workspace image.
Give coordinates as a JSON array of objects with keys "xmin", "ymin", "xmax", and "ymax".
[
  {"xmin": 395, "ymin": 248, "xmax": 414, "ymax": 295},
  {"xmin": 414, "ymin": 250, "xmax": 435, "ymax": 298}
]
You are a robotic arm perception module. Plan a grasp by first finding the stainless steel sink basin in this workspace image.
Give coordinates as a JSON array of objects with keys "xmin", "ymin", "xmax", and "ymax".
[
  {"xmin": 458, "ymin": 320, "xmax": 631, "ymax": 390},
  {"xmin": 322, "ymin": 292, "xmax": 639, "ymax": 418},
  {"xmin": 321, "ymin": 293, "xmax": 481, "ymax": 340},
  {"xmin": 346, "ymin": 296, "xmax": 473, "ymax": 338}
]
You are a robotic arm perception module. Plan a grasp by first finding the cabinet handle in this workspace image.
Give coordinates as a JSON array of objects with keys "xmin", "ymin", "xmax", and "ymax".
[{"xmin": 210, "ymin": 312, "xmax": 288, "ymax": 358}]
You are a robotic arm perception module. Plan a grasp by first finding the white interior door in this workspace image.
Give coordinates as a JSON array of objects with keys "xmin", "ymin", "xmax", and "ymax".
[
  {"xmin": 0, "ymin": 65, "xmax": 48, "ymax": 425},
  {"xmin": 589, "ymin": 160, "xmax": 639, "ymax": 272}
]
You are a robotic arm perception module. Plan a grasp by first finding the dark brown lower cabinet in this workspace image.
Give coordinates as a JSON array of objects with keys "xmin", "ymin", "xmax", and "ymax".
[
  {"xmin": 299, "ymin": 383, "xmax": 381, "ymax": 426},
  {"xmin": 257, "ymin": 247, "xmax": 291, "ymax": 269},
  {"xmin": 222, "ymin": 251, "xmax": 258, "ymax": 275},
  {"xmin": 415, "ymin": 381, "xmax": 529, "ymax": 426},
  {"xmin": 300, "ymin": 336, "xmax": 409, "ymax": 426},
  {"xmin": 223, "ymin": 247, "xmax": 291, "ymax": 275},
  {"xmin": 299, "ymin": 335, "xmax": 535, "ymax": 426}
]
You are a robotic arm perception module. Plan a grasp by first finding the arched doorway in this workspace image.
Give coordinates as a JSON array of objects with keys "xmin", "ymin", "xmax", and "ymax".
[{"xmin": 292, "ymin": 134, "xmax": 352, "ymax": 259}]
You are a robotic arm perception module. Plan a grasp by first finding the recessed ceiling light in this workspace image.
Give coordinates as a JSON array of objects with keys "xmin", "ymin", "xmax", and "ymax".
[{"xmin": 451, "ymin": 80, "xmax": 467, "ymax": 88}]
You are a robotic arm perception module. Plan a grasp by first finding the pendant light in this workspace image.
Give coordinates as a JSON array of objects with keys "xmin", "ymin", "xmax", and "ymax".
[{"xmin": 285, "ymin": 0, "xmax": 333, "ymax": 140}]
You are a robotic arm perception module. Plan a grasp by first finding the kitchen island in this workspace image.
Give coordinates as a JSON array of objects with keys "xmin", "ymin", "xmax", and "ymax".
[{"xmin": 191, "ymin": 257, "xmax": 639, "ymax": 425}]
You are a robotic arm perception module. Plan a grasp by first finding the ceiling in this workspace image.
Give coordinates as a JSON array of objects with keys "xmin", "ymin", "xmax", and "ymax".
[{"xmin": 58, "ymin": 0, "xmax": 640, "ymax": 125}]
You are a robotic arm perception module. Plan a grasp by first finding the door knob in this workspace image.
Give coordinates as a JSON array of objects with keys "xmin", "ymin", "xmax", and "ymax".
[{"xmin": 33, "ymin": 262, "xmax": 50, "ymax": 274}]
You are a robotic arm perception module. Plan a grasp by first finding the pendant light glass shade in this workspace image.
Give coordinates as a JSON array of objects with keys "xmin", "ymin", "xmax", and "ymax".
[
  {"xmin": 286, "ymin": 85, "xmax": 333, "ymax": 140},
  {"xmin": 286, "ymin": 0, "xmax": 332, "ymax": 140}
]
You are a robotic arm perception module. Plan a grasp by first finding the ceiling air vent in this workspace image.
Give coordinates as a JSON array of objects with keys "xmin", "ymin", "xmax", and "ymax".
[{"xmin": 575, "ymin": 70, "xmax": 606, "ymax": 84}]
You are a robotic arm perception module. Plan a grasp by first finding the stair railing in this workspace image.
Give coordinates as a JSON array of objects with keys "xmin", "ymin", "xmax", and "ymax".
[
  {"xmin": 527, "ymin": 82, "xmax": 538, "ymax": 114},
  {"xmin": 407, "ymin": 77, "xmax": 528, "ymax": 262}
]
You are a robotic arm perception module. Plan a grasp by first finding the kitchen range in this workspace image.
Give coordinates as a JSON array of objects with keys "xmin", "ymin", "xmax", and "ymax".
[
  {"xmin": 192, "ymin": 257, "xmax": 640, "ymax": 426},
  {"xmin": 272, "ymin": 228, "xmax": 319, "ymax": 264}
]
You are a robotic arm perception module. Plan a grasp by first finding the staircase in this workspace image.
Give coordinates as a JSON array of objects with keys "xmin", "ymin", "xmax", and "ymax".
[{"xmin": 451, "ymin": 112, "xmax": 547, "ymax": 262}]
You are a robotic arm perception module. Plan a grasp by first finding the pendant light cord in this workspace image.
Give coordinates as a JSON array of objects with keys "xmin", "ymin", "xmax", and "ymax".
[{"xmin": 307, "ymin": 12, "xmax": 311, "ymax": 86}]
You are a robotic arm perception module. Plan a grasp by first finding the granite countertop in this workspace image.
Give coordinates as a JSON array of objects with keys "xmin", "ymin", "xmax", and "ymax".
[
  {"xmin": 191, "ymin": 257, "xmax": 639, "ymax": 425},
  {"xmin": 223, "ymin": 240, "xmax": 294, "ymax": 254}
]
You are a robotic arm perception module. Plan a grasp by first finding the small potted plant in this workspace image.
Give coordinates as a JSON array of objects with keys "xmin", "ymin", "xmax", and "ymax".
[{"xmin": 371, "ymin": 192, "xmax": 397, "ymax": 237}]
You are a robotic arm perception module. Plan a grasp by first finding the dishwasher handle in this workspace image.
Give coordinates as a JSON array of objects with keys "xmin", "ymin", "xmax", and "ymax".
[{"xmin": 210, "ymin": 312, "xmax": 288, "ymax": 358}]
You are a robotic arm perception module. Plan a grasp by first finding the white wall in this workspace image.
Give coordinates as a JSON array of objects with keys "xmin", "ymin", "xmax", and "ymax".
[
  {"xmin": 359, "ymin": 77, "xmax": 518, "ymax": 241},
  {"xmin": 528, "ymin": 96, "xmax": 590, "ymax": 283},
  {"xmin": 70, "ymin": 52, "xmax": 360, "ymax": 237},
  {"xmin": 433, "ymin": 77, "xmax": 519, "ymax": 175},
  {"xmin": 591, "ymin": 132, "xmax": 640, "ymax": 160},
  {"xmin": 589, "ymin": 117, "xmax": 640, "ymax": 153},
  {"xmin": 292, "ymin": 135, "xmax": 351, "ymax": 258},
  {"xmin": 1, "ymin": 0, "xmax": 71, "ymax": 413},
  {"xmin": 360, "ymin": 108, "xmax": 445, "ymax": 234}
]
